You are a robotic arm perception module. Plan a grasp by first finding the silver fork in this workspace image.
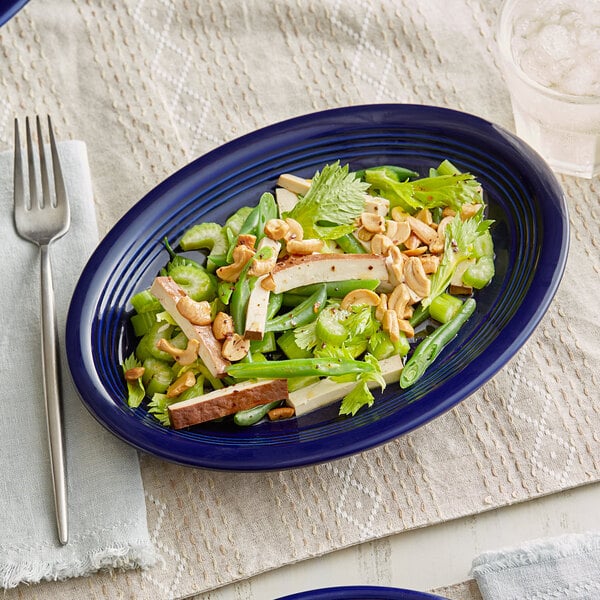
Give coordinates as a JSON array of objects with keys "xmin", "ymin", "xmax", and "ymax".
[{"xmin": 14, "ymin": 116, "xmax": 70, "ymax": 545}]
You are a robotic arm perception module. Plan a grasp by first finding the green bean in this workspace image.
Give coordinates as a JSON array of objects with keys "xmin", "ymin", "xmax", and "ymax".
[
  {"xmin": 266, "ymin": 292, "xmax": 283, "ymax": 319},
  {"xmin": 233, "ymin": 400, "xmax": 283, "ymax": 426},
  {"xmin": 290, "ymin": 279, "xmax": 379, "ymax": 298},
  {"xmin": 265, "ymin": 285, "xmax": 327, "ymax": 332},
  {"xmin": 225, "ymin": 206, "xmax": 253, "ymax": 236},
  {"xmin": 227, "ymin": 357, "xmax": 376, "ymax": 380},
  {"xmin": 230, "ymin": 270, "xmax": 252, "ymax": 334},
  {"xmin": 335, "ymin": 233, "xmax": 366, "ymax": 254},
  {"xmin": 254, "ymin": 193, "xmax": 278, "ymax": 241},
  {"xmin": 400, "ymin": 298, "xmax": 476, "ymax": 388}
]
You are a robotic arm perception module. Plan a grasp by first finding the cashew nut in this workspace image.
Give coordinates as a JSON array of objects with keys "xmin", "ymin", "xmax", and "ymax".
[
  {"xmin": 176, "ymin": 296, "xmax": 213, "ymax": 325},
  {"xmin": 216, "ymin": 244, "xmax": 255, "ymax": 282},
  {"xmin": 268, "ymin": 406, "xmax": 295, "ymax": 421},
  {"xmin": 340, "ymin": 288, "xmax": 380, "ymax": 310},
  {"xmin": 237, "ymin": 234, "xmax": 257, "ymax": 249},
  {"xmin": 375, "ymin": 292, "xmax": 388, "ymax": 322},
  {"xmin": 385, "ymin": 246, "xmax": 404, "ymax": 286},
  {"xmin": 370, "ymin": 233, "xmax": 394, "ymax": 256},
  {"xmin": 124, "ymin": 366, "xmax": 145, "ymax": 381},
  {"xmin": 415, "ymin": 208, "xmax": 433, "ymax": 225},
  {"xmin": 385, "ymin": 219, "xmax": 411, "ymax": 245},
  {"xmin": 404, "ymin": 256, "xmax": 431, "ymax": 298},
  {"xmin": 398, "ymin": 318, "xmax": 415, "ymax": 338},
  {"xmin": 382, "ymin": 309, "xmax": 400, "ymax": 343},
  {"xmin": 388, "ymin": 284, "xmax": 411, "ymax": 320},
  {"xmin": 156, "ymin": 338, "xmax": 201, "ymax": 365},
  {"xmin": 360, "ymin": 212, "xmax": 386, "ymax": 234},
  {"xmin": 364, "ymin": 196, "xmax": 390, "ymax": 217},
  {"xmin": 212, "ymin": 311, "xmax": 235, "ymax": 340},
  {"xmin": 286, "ymin": 238, "xmax": 323, "ymax": 255},
  {"xmin": 248, "ymin": 238, "xmax": 281, "ymax": 276},
  {"xmin": 260, "ymin": 274, "xmax": 276, "ymax": 291},
  {"xmin": 403, "ymin": 245, "xmax": 428, "ymax": 257},
  {"xmin": 429, "ymin": 216, "xmax": 454, "ymax": 254},
  {"xmin": 284, "ymin": 218, "xmax": 304, "ymax": 242},
  {"xmin": 264, "ymin": 218, "xmax": 290, "ymax": 241},
  {"xmin": 166, "ymin": 370, "xmax": 196, "ymax": 398},
  {"xmin": 221, "ymin": 333, "xmax": 250, "ymax": 361},
  {"xmin": 461, "ymin": 203, "xmax": 482, "ymax": 220},
  {"xmin": 407, "ymin": 216, "xmax": 438, "ymax": 247},
  {"xmin": 357, "ymin": 226, "xmax": 375, "ymax": 242},
  {"xmin": 420, "ymin": 254, "xmax": 440, "ymax": 274},
  {"xmin": 391, "ymin": 206, "xmax": 409, "ymax": 222}
]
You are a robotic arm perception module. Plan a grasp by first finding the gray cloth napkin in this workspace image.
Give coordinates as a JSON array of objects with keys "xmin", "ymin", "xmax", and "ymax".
[
  {"xmin": 0, "ymin": 141, "xmax": 155, "ymax": 588},
  {"xmin": 471, "ymin": 531, "xmax": 600, "ymax": 599}
]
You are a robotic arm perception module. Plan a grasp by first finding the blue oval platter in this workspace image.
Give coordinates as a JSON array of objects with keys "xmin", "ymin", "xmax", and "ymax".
[
  {"xmin": 66, "ymin": 104, "xmax": 568, "ymax": 471},
  {"xmin": 276, "ymin": 586, "xmax": 449, "ymax": 599}
]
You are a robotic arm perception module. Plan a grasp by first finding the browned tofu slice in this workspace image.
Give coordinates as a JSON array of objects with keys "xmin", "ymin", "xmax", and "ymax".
[
  {"xmin": 168, "ymin": 379, "xmax": 289, "ymax": 429},
  {"xmin": 150, "ymin": 276, "xmax": 230, "ymax": 378},
  {"xmin": 269, "ymin": 254, "xmax": 389, "ymax": 294}
]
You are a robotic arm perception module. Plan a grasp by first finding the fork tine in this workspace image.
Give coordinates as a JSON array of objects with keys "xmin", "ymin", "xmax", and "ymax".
[
  {"xmin": 25, "ymin": 116, "xmax": 39, "ymax": 210},
  {"xmin": 13, "ymin": 118, "xmax": 25, "ymax": 212},
  {"xmin": 47, "ymin": 116, "xmax": 68, "ymax": 215},
  {"xmin": 36, "ymin": 115, "xmax": 52, "ymax": 209}
]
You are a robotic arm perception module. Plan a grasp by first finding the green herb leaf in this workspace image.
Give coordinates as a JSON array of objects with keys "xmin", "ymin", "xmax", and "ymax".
[
  {"xmin": 121, "ymin": 353, "xmax": 145, "ymax": 408},
  {"xmin": 424, "ymin": 210, "xmax": 494, "ymax": 307},
  {"xmin": 147, "ymin": 393, "xmax": 172, "ymax": 426},
  {"xmin": 286, "ymin": 162, "xmax": 369, "ymax": 239},
  {"xmin": 365, "ymin": 166, "xmax": 483, "ymax": 214},
  {"xmin": 338, "ymin": 354, "xmax": 385, "ymax": 416}
]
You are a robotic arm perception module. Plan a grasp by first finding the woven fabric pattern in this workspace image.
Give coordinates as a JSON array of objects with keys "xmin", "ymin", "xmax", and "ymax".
[{"xmin": 0, "ymin": 1, "xmax": 598, "ymax": 598}]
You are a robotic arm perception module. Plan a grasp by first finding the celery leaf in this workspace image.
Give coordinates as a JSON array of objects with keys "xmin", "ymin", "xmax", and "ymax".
[
  {"xmin": 121, "ymin": 353, "xmax": 146, "ymax": 408},
  {"xmin": 286, "ymin": 162, "xmax": 369, "ymax": 239}
]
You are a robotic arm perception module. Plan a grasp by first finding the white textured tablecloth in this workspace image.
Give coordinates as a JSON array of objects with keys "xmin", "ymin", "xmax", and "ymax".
[{"xmin": 0, "ymin": 1, "xmax": 598, "ymax": 599}]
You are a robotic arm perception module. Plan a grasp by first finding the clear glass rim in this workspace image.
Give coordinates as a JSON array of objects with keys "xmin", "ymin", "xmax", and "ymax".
[{"xmin": 497, "ymin": 0, "xmax": 600, "ymax": 105}]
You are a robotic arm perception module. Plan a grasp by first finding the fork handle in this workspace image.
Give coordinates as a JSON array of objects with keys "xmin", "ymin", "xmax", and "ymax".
[{"xmin": 40, "ymin": 244, "xmax": 68, "ymax": 545}]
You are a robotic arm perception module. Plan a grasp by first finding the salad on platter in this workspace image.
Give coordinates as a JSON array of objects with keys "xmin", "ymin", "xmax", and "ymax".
[{"xmin": 121, "ymin": 160, "xmax": 495, "ymax": 430}]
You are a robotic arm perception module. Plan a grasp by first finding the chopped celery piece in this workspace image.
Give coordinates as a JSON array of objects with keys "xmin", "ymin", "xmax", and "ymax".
[
  {"xmin": 130, "ymin": 289, "xmax": 161, "ymax": 313},
  {"xmin": 473, "ymin": 230, "xmax": 494, "ymax": 258},
  {"xmin": 144, "ymin": 322, "xmax": 176, "ymax": 362},
  {"xmin": 463, "ymin": 256, "xmax": 495, "ymax": 289},
  {"xmin": 168, "ymin": 264, "xmax": 217, "ymax": 302},
  {"xmin": 277, "ymin": 329, "xmax": 313, "ymax": 359},
  {"xmin": 429, "ymin": 293, "xmax": 464, "ymax": 324},
  {"xmin": 367, "ymin": 330, "xmax": 409, "ymax": 360},
  {"xmin": 316, "ymin": 308, "xmax": 348, "ymax": 346},
  {"xmin": 142, "ymin": 357, "xmax": 173, "ymax": 396},
  {"xmin": 130, "ymin": 311, "xmax": 158, "ymax": 337},
  {"xmin": 179, "ymin": 222, "xmax": 227, "ymax": 255}
]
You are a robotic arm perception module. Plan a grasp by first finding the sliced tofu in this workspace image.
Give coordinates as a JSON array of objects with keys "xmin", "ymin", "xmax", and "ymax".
[
  {"xmin": 288, "ymin": 355, "xmax": 404, "ymax": 416},
  {"xmin": 168, "ymin": 378, "xmax": 289, "ymax": 429},
  {"xmin": 269, "ymin": 254, "xmax": 389, "ymax": 294},
  {"xmin": 244, "ymin": 238, "xmax": 281, "ymax": 340},
  {"xmin": 244, "ymin": 274, "xmax": 271, "ymax": 341},
  {"xmin": 277, "ymin": 173, "xmax": 311, "ymax": 195},
  {"xmin": 275, "ymin": 187, "xmax": 299, "ymax": 215},
  {"xmin": 150, "ymin": 276, "xmax": 230, "ymax": 378}
]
